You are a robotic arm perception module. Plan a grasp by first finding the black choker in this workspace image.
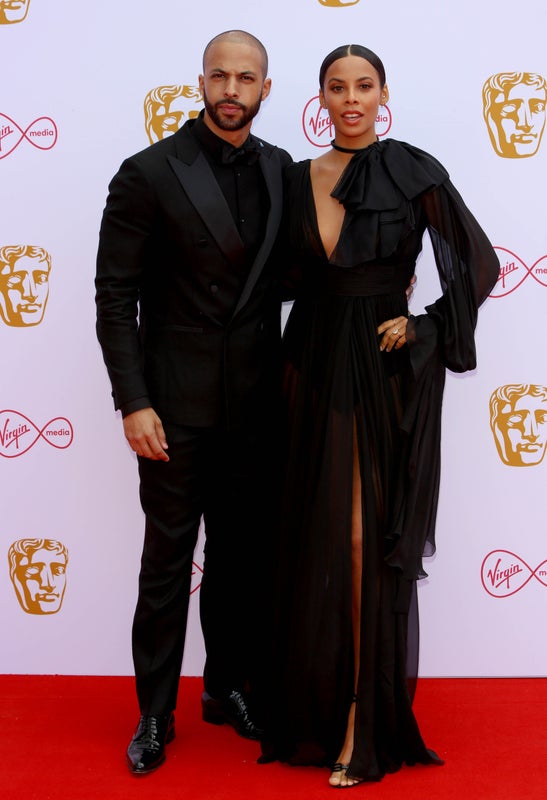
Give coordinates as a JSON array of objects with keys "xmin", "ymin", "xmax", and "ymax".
[{"xmin": 331, "ymin": 140, "xmax": 376, "ymax": 154}]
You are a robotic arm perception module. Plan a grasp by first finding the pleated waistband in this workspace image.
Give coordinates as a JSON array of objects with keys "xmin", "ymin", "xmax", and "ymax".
[{"xmin": 319, "ymin": 263, "xmax": 414, "ymax": 297}]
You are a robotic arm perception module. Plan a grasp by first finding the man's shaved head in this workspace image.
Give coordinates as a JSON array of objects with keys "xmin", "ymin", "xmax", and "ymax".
[{"xmin": 203, "ymin": 30, "xmax": 268, "ymax": 77}]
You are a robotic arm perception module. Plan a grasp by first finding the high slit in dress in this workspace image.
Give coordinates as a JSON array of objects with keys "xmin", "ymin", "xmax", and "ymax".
[{"xmin": 260, "ymin": 140, "xmax": 499, "ymax": 782}]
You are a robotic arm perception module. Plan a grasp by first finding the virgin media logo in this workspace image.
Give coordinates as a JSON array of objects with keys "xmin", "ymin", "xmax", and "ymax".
[
  {"xmin": 0, "ymin": 410, "xmax": 74, "ymax": 458},
  {"xmin": 191, "ymin": 560, "xmax": 203, "ymax": 594},
  {"xmin": 302, "ymin": 96, "xmax": 392, "ymax": 148},
  {"xmin": 491, "ymin": 246, "xmax": 547, "ymax": 297},
  {"xmin": 0, "ymin": 113, "xmax": 58, "ymax": 160},
  {"xmin": 481, "ymin": 550, "xmax": 547, "ymax": 598}
]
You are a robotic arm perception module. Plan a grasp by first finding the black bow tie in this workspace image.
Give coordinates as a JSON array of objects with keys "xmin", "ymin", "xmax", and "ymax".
[{"xmin": 221, "ymin": 139, "xmax": 262, "ymax": 166}]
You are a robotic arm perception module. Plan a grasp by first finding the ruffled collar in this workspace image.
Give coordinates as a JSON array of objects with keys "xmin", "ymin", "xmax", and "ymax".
[
  {"xmin": 325, "ymin": 139, "xmax": 449, "ymax": 265},
  {"xmin": 331, "ymin": 139, "xmax": 449, "ymax": 212}
]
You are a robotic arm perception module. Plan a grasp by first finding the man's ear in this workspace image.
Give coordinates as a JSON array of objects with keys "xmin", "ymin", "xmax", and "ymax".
[{"xmin": 261, "ymin": 77, "xmax": 272, "ymax": 101}]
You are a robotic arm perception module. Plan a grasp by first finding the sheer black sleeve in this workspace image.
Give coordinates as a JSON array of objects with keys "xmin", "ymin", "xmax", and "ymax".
[
  {"xmin": 406, "ymin": 181, "xmax": 500, "ymax": 378},
  {"xmin": 388, "ymin": 180, "xmax": 499, "ymax": 580}
]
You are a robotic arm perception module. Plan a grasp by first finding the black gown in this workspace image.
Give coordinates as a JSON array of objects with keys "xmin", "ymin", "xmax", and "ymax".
[{"xmin": 261, "ymin": 140, "xmax": 499, "ymax": 782}]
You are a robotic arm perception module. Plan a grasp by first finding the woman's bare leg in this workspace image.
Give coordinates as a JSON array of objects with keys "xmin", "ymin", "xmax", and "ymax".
[{"xmin": 329, "ymin": 425, "xmax": 363, "ymax": 788}]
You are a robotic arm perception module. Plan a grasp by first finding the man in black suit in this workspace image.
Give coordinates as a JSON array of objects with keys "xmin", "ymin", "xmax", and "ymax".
[{"xmin": 95, "ymin": 30, "xmax": 291, "ymax": 775}]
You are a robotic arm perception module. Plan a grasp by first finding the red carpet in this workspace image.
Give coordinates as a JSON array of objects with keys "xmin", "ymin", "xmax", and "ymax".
[{"xmin": 1, "ymin": 676, "xmax": 545, "ymax": 799}]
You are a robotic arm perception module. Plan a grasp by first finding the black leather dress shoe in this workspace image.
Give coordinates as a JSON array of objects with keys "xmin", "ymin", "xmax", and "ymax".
[
  {"xmin": 126, "ymin": 713, "xmax": 175, "ymax": 775},
  {"xmin": 201, "ymin": 690, "xmax": 264, "ymax": 740}
]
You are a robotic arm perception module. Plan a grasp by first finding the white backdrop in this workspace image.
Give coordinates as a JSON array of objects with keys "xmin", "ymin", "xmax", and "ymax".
[{"xmin": 1, "ymin": 0, "xmax": 545, "ymax": 678}]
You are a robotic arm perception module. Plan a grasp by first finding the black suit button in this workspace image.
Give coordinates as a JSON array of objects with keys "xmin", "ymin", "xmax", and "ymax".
[{"xmin": 210, "ymin": 284, "xmax": 219, "ymax": 293}]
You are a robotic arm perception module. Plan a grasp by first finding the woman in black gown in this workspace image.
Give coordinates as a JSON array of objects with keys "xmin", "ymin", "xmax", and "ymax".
[{"xmin": 260, "ymin": 45, "xmax": 500, "ymax": 788}]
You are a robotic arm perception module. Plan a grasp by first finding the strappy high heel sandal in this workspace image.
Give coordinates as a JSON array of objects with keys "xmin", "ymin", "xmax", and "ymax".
[{"xmin": 329, "ymin": 696, "xmax": 363, "ymax": 788}]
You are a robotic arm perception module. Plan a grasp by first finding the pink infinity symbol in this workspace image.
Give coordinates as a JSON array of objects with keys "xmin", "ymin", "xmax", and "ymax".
[
  {"xmin": 481, "ymin": 549, "xmax": 547, "ymax": 598},
  {"xmin": 0, "ymin": 409, "xmax": 73, "ymax": 458},
  {"xmin": 0, "ymin": 113, "xmax": 58, "ymax": 159},
  {"xmin": 191, "ymin": 561, "xmax": 203, "ymax": 594},
  {"xmin": 491, "ymin": 246, "xmax": 547, "ymax": 298}
]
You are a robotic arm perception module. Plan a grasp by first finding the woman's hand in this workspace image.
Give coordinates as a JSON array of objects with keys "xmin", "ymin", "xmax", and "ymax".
[{"xmin": 377, "ymin": 316, "xmax": 408, "ymax": 352}]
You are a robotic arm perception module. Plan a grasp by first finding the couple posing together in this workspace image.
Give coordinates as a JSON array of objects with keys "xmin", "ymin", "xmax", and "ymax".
[{"xmin": 95, "ymin": 29, "xmax": 499, "ymax": 789}]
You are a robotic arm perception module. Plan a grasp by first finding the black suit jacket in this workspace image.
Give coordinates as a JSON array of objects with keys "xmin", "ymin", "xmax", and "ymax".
[{"xmin": 95, "ymin": 120, "xmax": 292, "ymax": 428}]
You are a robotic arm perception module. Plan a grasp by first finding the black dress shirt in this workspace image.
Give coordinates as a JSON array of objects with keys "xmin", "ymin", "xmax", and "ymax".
[{"xmin": 191, "ymin": 112, "xmax": 269, "ymax": 277}]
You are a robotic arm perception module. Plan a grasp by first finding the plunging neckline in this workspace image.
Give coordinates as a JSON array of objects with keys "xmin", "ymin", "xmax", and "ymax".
[
  {"xmin": 307, "ymin": 159, "xmax": 349, "ymax": 263},
  {"xmin": 293, "ymin": 140, "xmax": 451, "ymax": 269}
]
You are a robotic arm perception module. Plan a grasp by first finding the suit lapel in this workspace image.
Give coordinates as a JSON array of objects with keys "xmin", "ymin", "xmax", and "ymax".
[
  {"xmin": 167, "ymin": 125, "xmax": 283, "ymax": 317},
  {"xmin": 167, "ymin": 128, "xmax": 244, "ymax": 266},
  {"xmin": 232, "ymin": 144, "xmax": 284, "ymax": 317}
]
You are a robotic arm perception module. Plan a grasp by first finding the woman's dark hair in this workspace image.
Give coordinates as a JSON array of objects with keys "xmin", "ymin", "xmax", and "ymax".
[{"xmin": 319, "ymin": 44, "xmax": 386, "ymax": 89}]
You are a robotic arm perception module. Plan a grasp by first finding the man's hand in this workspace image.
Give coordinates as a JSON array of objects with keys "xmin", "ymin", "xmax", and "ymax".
[{"xmin": 123, "ymin": 408, "xmax": 169, "ymax": 461}]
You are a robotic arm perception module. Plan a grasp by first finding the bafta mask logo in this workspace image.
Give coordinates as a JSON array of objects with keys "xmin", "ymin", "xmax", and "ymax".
[
  {"xmin": 318, "ymin": 0, "xmax": 361, "ymax": 5},
  {"xmin": 490, "ymin": 384, "xmax": 547, "ymax": 467},
  {"xmin": 8, "ymin": 539, "xmax": 68, "ymax": 615},
  {"xmin": 0, "ymin": 0, "xmax": 30, "ymax": 24},
  {"xmin": 0, "ymin": 245, "xmax": 51, "ymax": 327},
  {"xmin": 482, "ymin": 72, "xmax": 547, "ymax": 158},
  {"xmin": 144, "ymin": 85, "xmax": 202, "ymax": 144}
]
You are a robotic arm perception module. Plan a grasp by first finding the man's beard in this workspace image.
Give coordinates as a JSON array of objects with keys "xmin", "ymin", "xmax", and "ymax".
[{"xmin": 203, "ymin": 91, "xmax": 262, "ymax": 131}]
